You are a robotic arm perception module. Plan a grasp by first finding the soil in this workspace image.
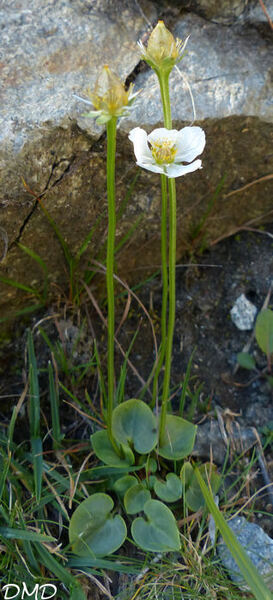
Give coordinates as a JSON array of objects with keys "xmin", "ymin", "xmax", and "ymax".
[{"xmin": 114, "ymin": 224, "xmax": 273, "ymax": 432}]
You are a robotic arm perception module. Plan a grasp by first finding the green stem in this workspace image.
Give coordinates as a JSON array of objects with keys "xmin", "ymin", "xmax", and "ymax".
[
  {"xmin": 159, "ymin": 177, "xmax": 176, "ymax": 443},
  {"xmin": 157, "ymin": 71, "xmax": 177, "ymax": 443},
  {"xmin": 106, "ymin": 117, "xmax": 117, "ymax": 446},
  {"xmin": 152, "ymin": 173, "xmax": 168, "ymax": 407},
  {"xmin": 158, "ymin": 71, "xmax": 172, "ymax": 128}
]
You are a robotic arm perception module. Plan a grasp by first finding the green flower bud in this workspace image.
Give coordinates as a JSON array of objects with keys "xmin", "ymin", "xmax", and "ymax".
[
  {"xmin": 138, "ymin": 21, "xmax": 188, "ymax": 76},
  {"xmin": 77, "ymin": 65, "xmax": 139, "ymax": 124}
]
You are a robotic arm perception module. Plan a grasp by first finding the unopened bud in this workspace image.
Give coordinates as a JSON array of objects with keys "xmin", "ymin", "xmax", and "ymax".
[
  {"xmin": 88, "ymin": 66, "xmax": 130, "ymax": 114},
  {"xmin": 80, "ymin": 65, "xmax": 138, "ymax": 124},
  {"xmin": 138, "ymin": 21, "xmax": 188, "ymax": 76}
]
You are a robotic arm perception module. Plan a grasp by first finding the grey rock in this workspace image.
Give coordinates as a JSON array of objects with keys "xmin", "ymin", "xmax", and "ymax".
[
  {"xmin": 0, "ymin": 0, "xmax": 156, "ymax": 153},
  {"xmin": 230, "ymin": 293, "xmax": 257, "ymax": 330},
  {"xmin": 167, "ymin": 0, "xmax": 252, "ymax": 24},
  {"xmin": 217, "ymin": 516, "xmax": 273, "ymax": 591},
  {"xmin": 0, "ymin": 0, "xmax": 157, "ymax": 192},
  {"xmin": 126, "ymin": 12, "xmax": 273, "ymax": 126},
  {"xmin": 247, "ymin": 1, "xmax": 273, "ymax": 25},
  {"xmin": 192, "ymin": 419, "xmax": 257, "ymax": 463},
  {"xmin": 0, "ymin": 2, "xmax": 273, "ymax": 318}
]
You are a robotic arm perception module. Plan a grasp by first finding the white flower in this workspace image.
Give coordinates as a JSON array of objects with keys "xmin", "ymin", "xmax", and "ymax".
[{"xmin": 128, "ymin": 126, "xmax": 205, "ymax": 178}]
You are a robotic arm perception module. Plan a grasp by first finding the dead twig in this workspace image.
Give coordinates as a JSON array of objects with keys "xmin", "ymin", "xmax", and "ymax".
[
  {"xmin": 210, "ymin": 208, "xmax": 273, "ymax": 246},
  {"xmin": 258, "ymin": 0, "xmax": 273, "ymax": 31},
  {"xmin": 223, "ymin": 173, "xmax": 273, "ymax": 199}
]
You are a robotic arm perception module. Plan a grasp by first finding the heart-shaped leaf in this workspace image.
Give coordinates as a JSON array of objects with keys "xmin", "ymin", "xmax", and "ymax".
[
  {"xmin": 91, "ymin": 430, "xmax": 134, "ymax": 467},
  {"xmin": 112, "ymin": 399, "xmax": 157, "ymax": 454},
  {"xmin": 112, "ymin": 475, "xmax": 138, "ymax": 497},
  {"xmin": 181, "ymin": 462, "xmax": 220, "ymax": 512},
  {"xmin": 158, "ymin": 415, "xmax": 197, "ymax": 460},
  {"xmin": 237, "ymin": 352, "xmax": 256, "ymax": 370},
  {"xmin": 147, "ymin": 475, "xmax": 157, "ymax": 490},
  {"xmin": 124, "ymin": 483, "xmax": 151, "ymax": 514},
  {"xmin": 146, "ymin": 456, "xmax": 158, "ymax": 474},
  {"xmin": 69, "ymin": 493, "xmax": 126, "ymax": 557},
  {"xmin": 154, "ymin": 473, "xmax": 182, "ymax": 503},
  {"xmin": 131, "ymin": 499, "xmax": 180, "ymax": 552},
  {"xmin": 255, "ymin": 308, "xmax": 273, "ymax": 356}
]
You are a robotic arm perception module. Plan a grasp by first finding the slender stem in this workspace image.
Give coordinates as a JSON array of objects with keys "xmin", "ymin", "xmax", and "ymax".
[
  {"xmin": 159, "ymin": 177, "xmax": 176, "ymax": 442},
  {"xmin": 106, "ymin": 117, "xmax": 117, "ymax": 445},
  {"xmin": 158, "ymin": 71, "xmax": 172, "ymax": 128},
  {"xmin": 157, "ymin": 71, "xmax": 178, "ymax": 443},
  {"xmin": 152, "ymin": 173, "xmax": 168, "ymax": 407}
]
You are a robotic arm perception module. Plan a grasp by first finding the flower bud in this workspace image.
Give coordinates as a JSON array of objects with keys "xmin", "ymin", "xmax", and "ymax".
[
  {"xmin": 138, "ymin": 21, "xmax": 188, "ymax": 76},
  {"xmin": 80, "ymin": 65, "xmax": 138, "ymax": 124}
]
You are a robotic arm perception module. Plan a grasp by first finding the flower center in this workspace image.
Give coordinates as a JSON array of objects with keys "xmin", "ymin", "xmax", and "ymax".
[{"xmin": 150, "ymin": 139, "xmax": 177, "ymax": 165}]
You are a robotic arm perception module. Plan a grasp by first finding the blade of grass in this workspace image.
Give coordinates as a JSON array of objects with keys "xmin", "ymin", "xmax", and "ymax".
[
  {"xmin": 116, "ymin": 172, "xmax": 140, "ymax": 221},
  {"xmin": 0, "ymin": 303, "xmax": 45, "ymax": 323},
  {"xmin": 30, "ymin": 437, "xmax": 43, "ymax": 504},
  {"xmin": 75, "ymin": 211, "xmax": 106, "ymax": 262},
  {"xmin": 179, "ymin": 348, "xmax": 195, "ymax": 416},
  {"xmin": 28, "ymin": 331, "xmax": 40, "ymax": 439},
  {"xmin": 0, "ymin": 274, "xmax": 41, "ymax": 296},
  {"xmin": 194, "ymin": 465, "xmax": 273, "ymax": 600},
  {"xmin": 0, "ymin": 527, "xmax": 55, "ymax": 542},
  {"xmin": 28, "ymin": 330, "xmax": 43, "ymax": 502},
  {"xmin": 48, "ymin": 360, "xmax": 62, "ymax": 449},
  {"xmin": 35, "ymin": 543, "xmax": 85, "ymax": 593},
  {"xmin": 114, "ymin": 214, "xmax": 142, "ymax": 256},
  {"xmin": 116, "ymin": 326, "xmax": 139, "ymax": 404},
  {"xmin": 38, "ymin": 199, "xmax": 72, "ymax": 265},
  {"xmin": 17, "ymin": 242, "xmax": 49, "ymax": 299},
  {"xmin": 67, "ymin": 556, "xmax": 141, "ymax": 574},
  {"xmin": 190, "ymin": 175, "xmax": 227, "ymax": 240}
]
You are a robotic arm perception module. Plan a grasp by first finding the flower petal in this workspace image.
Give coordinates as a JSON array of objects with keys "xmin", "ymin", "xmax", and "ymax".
[
  {"xmin": 148, "ymin": 128, "xmax": 178, "ymax": 145},
  {"xmin": 136, "ymin": 161, "xmax": 165, "ymax": 175},
  {"xmin": 175, "ymin": 127, "xmax": 206, "ymax": 163},
  {"xmin": 129, "ymin": 127, "xmax": 153, "ymax": 164},
  {"xmin": 165, "ymin": 159, "xmax": 202, "ymax": 178}
]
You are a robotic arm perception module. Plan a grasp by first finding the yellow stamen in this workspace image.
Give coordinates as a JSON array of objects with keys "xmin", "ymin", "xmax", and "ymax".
[{"xmin": 151, "ymin": 139, "xmax": 177, "ymax": 165}]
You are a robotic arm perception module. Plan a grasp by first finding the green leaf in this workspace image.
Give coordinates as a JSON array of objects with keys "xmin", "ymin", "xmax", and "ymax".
[
  {"xmin": 255, "ymin": 309, "xmax": 273, "ymax": 356},
  {"xmin": 38, "ymin": 200, "xmax": 72, "ymax": 266},
  {"xmin": 112, "ymin": 399, "xmax": 157, "ymax": 454},
  {"xmin": 31, "ymin": 437, "xmax": 43, "ymax": 503},
  {"xmin": 131, "ymin": 499, "xmax": 180, "ymax": 553},
  {"xmin": 147, "ymin": 475, "xmax": 157, "ymax": 490},
  {"xmin": 69, "ymin": 493, "xmax": 127, "ymax": 557},
  {"xmin": 194, "ymin": 467, "xmax": 273, "ymax": 600},
  {"xmin": 158, "ymin": 415, "xmax": 197, "ymax": 460},
  {"xmin": 181, "ymin": 462, "xmax": 220, "ymax": 512},
  {"xmin": 0, "ymin": 274, "xmax": 41, "ymax": 296},
  {"xmin": 91, "ymin": 430, "xmax": 134, "ymax": 467},
  {"xmin": 69, "ymin": 583, "xmax": 87, "ymax": 600},
  {"xmin": 35, "ymin": 544, "xmax": 79, "ymax": 588},
  {"xmin": 154, "ymin": 473, "xmax": 182, "ymax": 503},
  {"xmin": 0, "ymin": 527, "xmax": 55, "ymax": 542},
  {"xmin": 112, "ymin": 475, "xmax": 138, "ymax": 497},
  {"xmin": 146, "ymin": 457, "xmax": 157, "ymax": 474},
  {"xmin": 237, "ymin": 352, "xmax": 256, "ymax": 370},
  {"xmin": 124, "ymin": 484, "xmax": 151, "ymax": 514}
]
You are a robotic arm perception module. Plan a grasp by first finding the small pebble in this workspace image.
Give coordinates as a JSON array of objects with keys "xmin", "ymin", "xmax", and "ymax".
[
  {"xmin": 230, "ymin": 294, "xmax": 257, "ymax": 330},
  {"xmin": 217, "ymin": 516, "xmax": 273, "ymax": 591}
]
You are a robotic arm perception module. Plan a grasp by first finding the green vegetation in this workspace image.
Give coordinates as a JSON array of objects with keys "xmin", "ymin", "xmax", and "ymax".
[{"xmin": 0, "ymin": 20, "xmax": 272, "ymax": 600}]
